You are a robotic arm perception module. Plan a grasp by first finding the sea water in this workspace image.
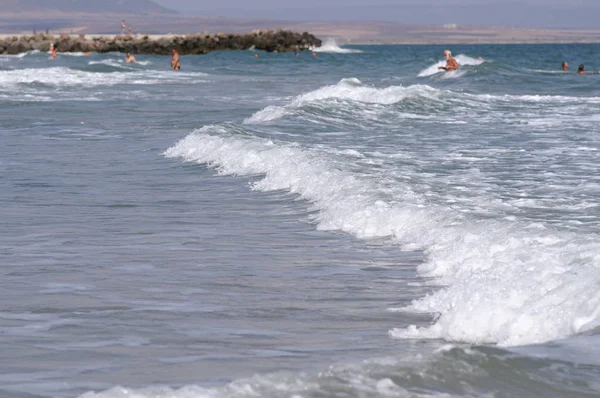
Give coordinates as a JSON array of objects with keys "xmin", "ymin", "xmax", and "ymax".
[{"xmin": 1, "ymin": 42, "xmax": 600, "ymax": 397}]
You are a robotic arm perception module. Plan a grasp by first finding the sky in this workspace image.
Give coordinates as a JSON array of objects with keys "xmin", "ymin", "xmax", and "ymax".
[{"xmin": 152, "ymin": 0, "xmax": 600, "ymax": 29}]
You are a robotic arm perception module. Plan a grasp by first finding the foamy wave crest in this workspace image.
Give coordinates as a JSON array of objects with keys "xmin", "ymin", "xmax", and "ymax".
[
  {"xmin": 245, "ymin": 78, "xmax": 439, "ymax": 123},
  {"xmin": 418, "ymin": 54, "xmax": 484, "ymax": 77},
  {"xmin": 0, "ymin": 67, "xmax": 209, "ymax": 87},
  {"xmin": 89, "ymin": 59, "xmax": 153, "ymax": 68},
  {"xmin": 88, "ymin": 59, "xmax": 130, "ymax": 69},
  {"xmin": 76, "ymin": 354, "xmax": 424, "ymax": 397},
  {"xmin": 0, "ymin": 49, "xmax": 41, "ymax": 59},
  {"xmin": 78, "ymin": 344, "xmax": 600, "ymax": 397},
  {"xmin": 0, "ymin": 67, "xmax": 151, "ymax": 86},
  {"xmin": 166, "ymin": 126, "xmax": 600, "ymax": 347},
  {"xmin": 312, "ymin": 38, "xmax": 363, "ymax": 54}
]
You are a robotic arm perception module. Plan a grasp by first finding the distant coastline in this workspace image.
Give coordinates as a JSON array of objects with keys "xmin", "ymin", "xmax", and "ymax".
[{"xmin": 2, "ymin": 14, "xmax": 600, "ymax": 45}]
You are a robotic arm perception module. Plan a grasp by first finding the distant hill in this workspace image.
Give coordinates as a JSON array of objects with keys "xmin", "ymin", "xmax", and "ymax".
[{"xmin": 0, "ymin": 0, "xmax": 177, "ymax": 14}]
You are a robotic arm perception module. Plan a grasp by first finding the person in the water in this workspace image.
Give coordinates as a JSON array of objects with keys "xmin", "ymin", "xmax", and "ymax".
[
  {"xmin": 49, "ymin": 43, "xmax": 57, "ymax": 59},
  {"xmin": 561, "ymin": 61, "xmax": 568, "ymax": 71},
  {"xmin": 438, "ymin": 50, "xmax": 459, "ymax": 71},
  {"xmin": 577, "ymin": 64, "xmax": 589, "ymax": 74},
  {"xmin": 171, "ymin": 48, "xmax": 180, "ymax": 70},
  {"xmin": 125, "ymin": 52, "xmax": 136, "ymax": 63}
]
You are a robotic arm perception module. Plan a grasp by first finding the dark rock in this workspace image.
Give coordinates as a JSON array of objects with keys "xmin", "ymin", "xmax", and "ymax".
[{"xmin": 1, "ymin": 30, "xmax": 322, "ymax": 55}]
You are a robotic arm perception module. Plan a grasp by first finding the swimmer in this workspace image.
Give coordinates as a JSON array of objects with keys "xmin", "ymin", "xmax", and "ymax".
[
  {"xmin": 171, "ymin": 48, "xmax": 180, "ymax": 70},
  {"xmin": 438, "ymin": 50, "xmax": 459, "ymax": 71},
  {"xmin": 49, "ymin": 43, "xmax": 57, "ymax": 59},
  {"xmin": 311, "ymin": 52, "xmax": 317, "ymax": 57},
  {"xmin": 253, "ymin": 53, "xmax": 259, "ymax": 58},
  {"xmin": 477, "ymin": 56, "xmax": 483, "ymax": 60},
  {"xmin": 577, "ymin": 64, "xmax": 588, "ymax": 74},
  {"xmin": 294, "ymin": 51, "xmax": 299, "ymax": 56},
  {"xmin": 561, "ymin": 61, "xmax": 568, "ymax": 71},
  {"xmin": 125, "ymin": 52, "xmax": 137, "ymax": 63}
]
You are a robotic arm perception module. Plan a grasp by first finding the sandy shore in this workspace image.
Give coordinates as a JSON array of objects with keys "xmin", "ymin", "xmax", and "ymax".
[{"xmin": 3, "ymin": 18, "xmax": 600, "ymax": 45}]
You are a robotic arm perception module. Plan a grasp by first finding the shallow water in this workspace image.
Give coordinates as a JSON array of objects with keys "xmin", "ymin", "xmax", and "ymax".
[{"xmin": 1, "ymin": 43, "xmax": 600, "ymax": 397}]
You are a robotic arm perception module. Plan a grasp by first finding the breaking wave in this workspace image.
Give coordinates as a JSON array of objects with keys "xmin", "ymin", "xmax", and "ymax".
[
  {"xmin": 312, "ymin": 38, "xmax": 363, "ymax": 54},
  {"xmin": 165, "ymin": 123, "xmax": 600, "ymax": 347}
]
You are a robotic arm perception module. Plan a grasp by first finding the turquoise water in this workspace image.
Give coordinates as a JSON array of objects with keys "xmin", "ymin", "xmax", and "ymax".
[{"xmin": 1, "ymin": 43, "xmax": 600, "ymax": 397}]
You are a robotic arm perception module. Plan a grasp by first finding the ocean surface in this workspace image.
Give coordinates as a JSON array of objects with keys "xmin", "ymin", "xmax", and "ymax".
[{"xmin": 1, "ymin": 40, "xmax": 600, "ymax": 398}]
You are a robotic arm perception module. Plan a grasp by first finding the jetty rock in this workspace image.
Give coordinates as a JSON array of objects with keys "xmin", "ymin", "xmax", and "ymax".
[{"xmin": 0, "ymin": 30, "xmax": 322, "ymax": 55}]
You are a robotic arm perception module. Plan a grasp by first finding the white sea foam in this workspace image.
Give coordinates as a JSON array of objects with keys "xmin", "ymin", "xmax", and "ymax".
[
  {"xmin": 312, "ymin": 38, "xmax": 363, "ymax": 54},
  {"xmin": 165, "ymin": 126, "xmax": 600, "ymax": 347},
  {"xmin": 0, "ymin": 50, "xmax": 41, "ymax": 59},
  {"xmin": 0, "ymin": 67, "xmax": 210, "ymax": 88},
  {"xmin": 245, "ymin": 77, "xmax": 600, "ymax": 126},
  {"xmin": 418, "ymin": 54, "xmax": 485, "ymax": 77},
  {"xmin": 88, "ymin": 59, "xmax": 134, "ymax": 69},
  {"xmin": 78, "ymin": 352, "xmax": 447, "ymax": 398},
  {"xmin": 89, "ymin": 59, "xmax": 153, "ymax": 68},
  {"xmin": 245, "ymin": 78, "xmax": 440, "ymax": 123}
]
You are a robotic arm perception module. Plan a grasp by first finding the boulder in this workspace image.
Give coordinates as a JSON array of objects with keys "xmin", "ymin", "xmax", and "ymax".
[{"xmin": 2, "ymin": 30, "xmax": 322, "ymax": 55}]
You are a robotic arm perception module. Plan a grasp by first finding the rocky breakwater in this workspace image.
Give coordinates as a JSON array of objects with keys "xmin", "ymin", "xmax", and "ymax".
[{"xmin": 0, "ymin": 30, "xmax": 322, "ymax": 55}]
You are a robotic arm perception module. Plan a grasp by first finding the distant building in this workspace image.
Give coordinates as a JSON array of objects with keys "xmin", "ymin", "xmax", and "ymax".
[{"xmin": 443, "ymin": 24, "xmax": 458, "ymax": 29}]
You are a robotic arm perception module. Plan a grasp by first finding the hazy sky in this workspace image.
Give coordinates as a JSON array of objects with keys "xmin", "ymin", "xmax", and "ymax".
[{"xmin": 153, "ymin": 0, "xmax": 600, "ymax": 28}]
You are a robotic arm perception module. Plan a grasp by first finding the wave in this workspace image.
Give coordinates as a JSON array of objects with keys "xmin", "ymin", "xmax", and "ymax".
[
  {"xmin": 61, "ymin": 52, "xmax": 88, "ymax": 57},
  {"xmin": 245, "ymin": 78, "xmax": 440, "ymax": 123},
  {"xmin": 418, "ymin": 54, "xmax": 485, "ymax": 77},
  {"xmin": 0, "ymin": 49, "xmax": 41, "ymax": 59},
  {"xmin": 88, "ymin": 59, "xmax": 153, "ymax": 68},
  {"xmin": 311, "ymin": 38, "xmax": 363, "ymax": 54},
  {"xmin": 78, "ymin": 343, "xmax": 600, "ymax": 397},
  {"xmin": 244, "ymin": 78, "xmax": 600, "ymax": 128},
  {"xmin": 0, "ymin": 67, "xmax": 211, "ymax": 88},
  {"xmin": 165, "ymin": 125, "xmax": 600, "ymax": 347},
  {"xmin": 88, "ymin": 59, "xmax": 136, "ymax": 70}
]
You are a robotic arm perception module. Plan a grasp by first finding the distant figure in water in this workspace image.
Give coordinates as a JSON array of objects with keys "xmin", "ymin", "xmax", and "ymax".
[
  {"xmin": 577, "ymin": 64, "xmax": 588, "ymax": 74},
  {"xmin": 561, "ymin": 61, "xmax": 568, "ymax": 71},
  {"xmin": 311, "ymin": 52, "xmax": 317, "ymax": 57},
  {"xmin": 438, "ymin": 50, "xmax": 459, "ymax": 71},
  {"xmin": 477, "ymin": 55, "xmax": 483, "ymax": 60},
  {"xmin": 253, "ymin": 53, "xmax": 259, "ymax": 59},
  {"xmin": 125, "ymin": 52, "xmax": 137, "ymax": 63},
  {"xmin": 294, "ymin": 51, "xmax": 299, "ymax": 56},
  {"xmin": 49, "ymin": 43, "xmax": 57, "ymax": 59},
  {"xmin": 171, "ymin": 48, "xmax": 180, "ymax": 70}
]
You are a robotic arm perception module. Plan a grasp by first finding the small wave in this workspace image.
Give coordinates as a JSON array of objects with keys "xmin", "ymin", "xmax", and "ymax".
[
  {"xmin": 79, "ymin": 345, "xmax": 600, "ymax": 397},
  {"xmin": 312, "ymin": 38, "xmax": 363, "ymax": 54},
  {"xmin": 88, "ymin": 59, "xmax": 153, "ymax": 68},
  {"xmin": 88, "ymin": 59, "xmax": 123, "ymax": 65},
  {"xmin": 245, "ymin": 78, "xmax": 439, "ymax": 123},
  {"xmin": 418, "ymin": 54, "xmax": 485, "ymax": 77},
  {"xmin": 88, "ymin": 59, "xmax": 129, "ymax": 69},
  {"xmin": 0, "ymin": 67, "xmax": 210, "ymax": 88},
  {"xmin": 0, "ymin": 49, "xmax": 41, "ymax": 59}
]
